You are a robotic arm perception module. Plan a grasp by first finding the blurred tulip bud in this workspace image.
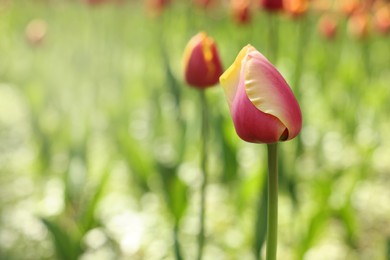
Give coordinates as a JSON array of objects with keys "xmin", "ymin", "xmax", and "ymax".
[
  {"xmin": 310, "ymin": 0, "xmax": 331, "ymax": 13},
  {"xmin": 284, "ymin": 0, "xmax": 308, "ymax": 17},
  {"xmin": 194, "ymin": 0, "xmax": 214, "ymax": 9},
  {"xmin": 348, "ymin": 12, "xmax": 371, "ymax": 39},
  {"xmin": 318, "ymin": 14, "xmax": 338, "ymax": 40},
  {"xmin": 183, "ymin": 32, "xmax": 223, "ymax": 89},
  {"xmin": 232, "ymin": 0, "xmax": 252, "ymax": 25},
  {"xmin": 146, "ymin": 0, "xmax": 170, "ymax": 17},
  {"xmin": 82, "ymin": 0, "xmax": 113, "ymax": 5},
  {"xmin": 83, "ymin": 0, "xmax": 102, "ymax": 5},
  {"xmin": 25, "ymin": 19, "xmax": 47, "ymax": 47},
  {"xmin": 259, "ymin": 0, "xmax": 284, "ymax": 12},
  {"xmin": 341, "ymin": 0, "xmax": 360, "ymax": 16},
  {"xmin": 220, "ymin": 45, "xmax": 302, "ymax": 143},
  {"xmin": 373, "ymin": 5, "xmax": 390, "ymax": 35}
]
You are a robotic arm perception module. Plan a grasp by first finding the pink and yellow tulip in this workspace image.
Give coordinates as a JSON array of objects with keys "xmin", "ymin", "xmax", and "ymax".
[
  {"xmin": 219, "ymin": 45, "xmax": 302, "ymax": 143},
  {"xmin": 183, "ymin": 32, "xmax": 223, "ymax": 88}
]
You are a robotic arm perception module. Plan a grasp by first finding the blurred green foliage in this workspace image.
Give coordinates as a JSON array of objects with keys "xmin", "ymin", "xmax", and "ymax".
[{"xmin": 0, "ymin": 0, "xmax": 390, "ymax": 260}]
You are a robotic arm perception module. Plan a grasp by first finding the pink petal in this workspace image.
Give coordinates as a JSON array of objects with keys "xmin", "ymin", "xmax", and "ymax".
[{"xmin": 232, "ymin": 74, "xmax": 287, "ymax": 143}]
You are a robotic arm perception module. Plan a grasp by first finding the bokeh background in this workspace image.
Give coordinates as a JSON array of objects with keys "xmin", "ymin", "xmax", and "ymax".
[{"xmin": 1, "ymin": 0, "xmax": 390, "ymax": 259}]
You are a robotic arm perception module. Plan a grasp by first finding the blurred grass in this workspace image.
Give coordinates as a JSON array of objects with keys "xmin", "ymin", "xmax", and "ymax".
[{"xmin": 0, "ymin": 1, "xmax": 390, "ymax": 260}]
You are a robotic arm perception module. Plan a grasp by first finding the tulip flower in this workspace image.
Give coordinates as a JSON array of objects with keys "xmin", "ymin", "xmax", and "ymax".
[
  {"xmin": 232, "ymin": 0, "xmax": 252, "ymax": 25},
  {"xmin": 182, "ymin": 32, "xmax": 223, "ymax": 260},
  {"xmin": 183, "ymin": 32, "xmax": 223, "ymax": 88},
  {"xmin": 82, "ymin": 0, "xmax": 123, "ymax": 6},
  {"xmin": 318, "ymin": 14, "xmax": 338, "ymax": 40},
  {"xmin": 220, "ymin": 45, "xmax": 301, "ymax": 260},
  {"xmin": 220, "ymin": 45, "xmax": 302, "ymax": 144},
  {"xmin": 146, "ymin": 0, "xmax": 170, "ymax": 17},
  {"xmin": 284, "ymin": 0, "xmax": 308, "ymax": 17},
  {"xmin": 373, "ymin": 5, "xmax": 390, "ymax": 35},
  {"xmin": 259, "ymin": 0, "xmax": 284, "ymax": 12},
  {"xmin": 25, "ymin": 19, "xmax": 48, "ymax": 47},
  {"xmin": 341, "ymin": 0, "xmax": 360, "ymax": 16},
  {"xmin": 348, "ymin": 11, "xmax": 370, "ymax": 39},
  {"xmin": 194, "ymin": 0, "xmax": 214, "ymax": 9}
]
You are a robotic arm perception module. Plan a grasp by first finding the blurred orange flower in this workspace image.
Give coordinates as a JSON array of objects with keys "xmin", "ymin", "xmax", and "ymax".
[
  {"xmin": 373, "ymin": 4, "xmax": 390, "ymax": 35},
  {"xmin": 341, "ymin": 0, "xmax": 360, "ymax": 16},
  {"xmin": 348, "ymin": 11, "xmax": 371, "ymax": 39},
  {"xmin": 284, "ymin": 0, "xmax": 308, "ymax": 17}
]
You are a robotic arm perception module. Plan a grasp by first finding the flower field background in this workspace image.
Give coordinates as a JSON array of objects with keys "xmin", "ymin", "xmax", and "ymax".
[{"xmin": 0, "ymin": 1, "xmax": 390, "ymax": 259}]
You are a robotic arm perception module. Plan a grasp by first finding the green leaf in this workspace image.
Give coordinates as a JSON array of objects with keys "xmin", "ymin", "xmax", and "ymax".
[
  {"xmin": 80, "ymin": 166, "xmax": 111, "ymax": 234},
  {"xmin": 161, "ymin": 48, "xmax": 182, "ymax": 111},
  {"xmin": 335, "ymin": 204, "xmax": 358, "ymax": 249},
  {"xmin": 278, "ymin": 151, "xmax": 299, "ymax": 208},
  {"xmin": 216, "ymin": 115, "xmax": 238, "ymax": 183},
  {"xmin": 41, "ymin": 218, "xmax": 82, "ymax": 260},
  {"xmin": 158, "ymin": 163, "xmax": 188, "ymax": 223},
  {"xmin": 295, "ymin": 206, "xmax": 331, "ymax": 259},
  {"xmin": 114, "ymin": 126, "xmax": 154, "ymax": 193}
]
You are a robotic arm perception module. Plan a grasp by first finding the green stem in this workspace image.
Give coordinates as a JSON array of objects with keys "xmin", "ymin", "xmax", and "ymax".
[
  {"xmin": 197, "ymin": 90, "xmax": 208, "ymax": 260},
  {"xmin": 266, "ymin": 143, "xmax": 278, "ymax": 260}
]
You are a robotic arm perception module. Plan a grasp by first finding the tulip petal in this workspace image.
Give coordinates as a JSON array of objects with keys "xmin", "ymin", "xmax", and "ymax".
[
  {"xmin": 231, "ymin": 76, "xmax": 288, "ymax": 143},
  {"xmin": 244, "ymin": 48, "xmax": 302, "ymax": 140}
]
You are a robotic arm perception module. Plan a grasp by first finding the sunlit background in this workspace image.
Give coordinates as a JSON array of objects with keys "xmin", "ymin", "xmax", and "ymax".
[{"xmin": 0, "ymin": 0, "xmax": 390, "ymax": 259}]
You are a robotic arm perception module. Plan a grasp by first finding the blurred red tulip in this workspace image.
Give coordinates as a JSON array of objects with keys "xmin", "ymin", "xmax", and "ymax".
[
  {"xmin": 220, "ymin": 45, "xmax": 302, "ymax": 143},
  {"xmin": 146, "ymin": 0, "xmax": 170, "ymax": 17},
  {"xmin": 232, "ymin": 0, "xmax": 252, "ymax": 25},
  {"xmin": 259, "ymin": 0, "xmax": 284, "ymax": 12},
  {"xmin": 348, "ymin": 11, "xmax": 371, "ymax": 39},
  {"xmin": 183, "ymin": 32, "xmax": 223, "ymax": 89},
  {"xmin": 373, "ymin": 5, "xmax": 390, "ymax": 34},
  {"xmin": 318, "ymin": 14, "xmax": 338, "ymax": 40},
  {"xmin": 284, "ymin": 0, "xmax": 308, "ymax": 17},
  {"xmin": 25, "ymin": 19, "xmax": 47, "ymax": 47}
]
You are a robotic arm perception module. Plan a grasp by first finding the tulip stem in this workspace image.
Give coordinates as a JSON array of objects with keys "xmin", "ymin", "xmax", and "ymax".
[
  {"xmin": 197, "ymin": 90, "xmax": 208, "ymax": 260},
  {"xmin": 266, "ymin": 143, "xmax": 278, "ymax": 260}
]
